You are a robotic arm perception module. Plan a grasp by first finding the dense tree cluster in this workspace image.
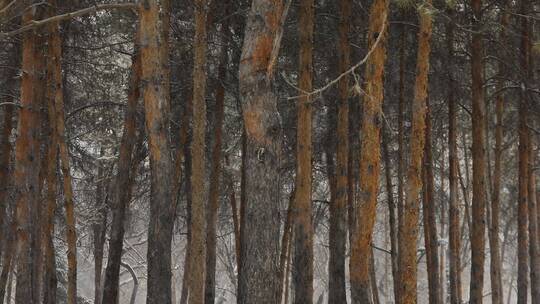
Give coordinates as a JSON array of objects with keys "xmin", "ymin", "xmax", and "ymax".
[{"xmin": 0, "ymin": 0, "xmax": 539, "ymax": 303}]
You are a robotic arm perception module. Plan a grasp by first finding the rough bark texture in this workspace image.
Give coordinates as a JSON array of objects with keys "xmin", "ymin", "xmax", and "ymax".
[
  {"xmin": 14, "ymin": 9, "xmax": 42, "ymax": 304},
  {"xmin": 237, "ymin": 0, "xmax": 287, "ymax": 302},
  {"xmin": 140, "ymin": 1, "xmax": 175, "ymax": 303},
  {"xmin": 489, "ymin": 4, "xmax": 508, "ymax": 304},
  {"xmin": 349, "ymin": 0, "xmax": 389, "ymax": 302},
  {"xmin": 293, "ymin": 0, "xmax": 314, "ymax": 303},
  {"xmin": 422, "ymin": 99, "xmax": 440, "ymax": 304},
  {"xmin": 469, "ymin": 0, "xmax": 488, "ymax": 301},
  {"xmin": 398, "ymin": 2, "xmax": 433, "ymax": 304},
  {"xmin": 204, "ymin": 4, "xmax": 228, "ymax": 302},
  {"xmin": 446, "ymin": 9, "xmax": 462, "ymax": 303},
  {"xmin": 328, "ymin": 0, "xmax": 350, "ymax": 302},
  {"xmin": 189, "ymin": 0, "xmax": 209, "ymax": 303},
  {"xmin": 101, "ymin": 30, "xmax": 141, "ymax": 304}
]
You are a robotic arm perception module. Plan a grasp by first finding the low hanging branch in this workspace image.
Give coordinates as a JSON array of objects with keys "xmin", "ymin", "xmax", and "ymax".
[
  {"xmin": 0, "ymin": 3, "xmax": 138, "ymax": 37},
  {"xmin": 284, "ymin": 14, "xmax": 387, "ymax": 101}
]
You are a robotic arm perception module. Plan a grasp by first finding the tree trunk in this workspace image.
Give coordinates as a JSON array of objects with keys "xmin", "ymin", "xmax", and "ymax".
[
  {"xmin": 205, "ymin": 4, "xmax": 228, "ymax": 302},
  {"xmin": 489, "ymin": 4, "xmax": 508, "ymax": 304},
  {"xmin": 446, "ymin": 8, "xmax": 462, "ymax": 303},
  {"xmin": 329, "ymin": 0, "xmax": 350, "ymax": 303},
  {"xmin": 422, "ymin": 98, "xmax": 441, "ymax": 304},
  {"xmin": 292, "ymin": 0, "xmax": 314, "ymax": 303},
  {"xmin": 237, "ymin": 0, "xmax": 288, "ymax": 302},
  {"xmin": 93, "ymin": 151, "xmax": 107, "ymax": 304},
  {"xmin": 398, "ymin": 2, "xmax": 433, "ymax": 303},
  {"xmin": 350, "ymin": 0, "xmax": 389, "ymax": 302},
  {"xmin": 516, "ymin": 0, "xmax": 531, "ymax": 303},
  {"xmin": 140, "ymin": 1, "xmax": 175, "ymax": 303},
  {"xmin": 528, "ymin": 136, "xmax": 540, "ymax": 303},
  {"xmin": 469, "ymin": 0, "xmax": 488, "ymax": 301},
  {"xmin": 189, "ymin": 0, "xmax": 209, "ymax": 303},
  {"xmin": 382, "ymin": 126, "xmax": 399, "ymax": 304},
  {"xmin": 101, "ymin": 27, "xmax": 142, "ymax": 304},
  {"xmin": 13, "ymin": 8, "xmax": 43, "ymax": 304}
]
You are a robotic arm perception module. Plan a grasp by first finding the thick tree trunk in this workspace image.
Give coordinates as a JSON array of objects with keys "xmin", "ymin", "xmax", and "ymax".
[
  {"xmin": 292, "ymin": 0, "xmax": 314, "ymax": 303},
  {"xmin": 140, "ymin": 1, "xmax": 175, "ymax": 303},
  {"xmin": 237, "ymin": 1, "xmax": 288, "ymax": 302},
  {"xmin": 189, "ymin": 0, "xmax": 209, "ymax": 303},
  {"xmin": 350, "ymin": 0, "xmax": 389, "ymax": 302},
  {"xmin": 328, "ymin": 0, "xmax": 350, "ymax": 303},
  {"xmin": 101, "ymin": 28, "xmax": 141, "ymax": 304},
  {"xmin": 489, "ymin": 4, "xmax": 508, "ymax": 304},
  {"xmin": 398, "ymin": 2, "xmax": 433, "ymax": 304},
  {"xmin": 13, "ymin": 9, "xmax": 43, "ymax": 304},
  {"xmin": 205, "ymin": 4, "xmax": 228, "ymax": 302},
  {"xmin": 422, "ymin": 99, "xmax": 441, "ymax": 304},
  {"xmin": 469, "ymin": 0, "xmax": 488, "ymax": 301},
  {"xmin": 446, "ymin": 9, "xmax": 462, "ymax": 303}
]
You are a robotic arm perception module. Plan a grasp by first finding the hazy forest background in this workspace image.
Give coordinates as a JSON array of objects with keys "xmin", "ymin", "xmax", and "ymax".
[{"xmin": 0, "ymin": 0, "xmax": 539, "ymax": 303}]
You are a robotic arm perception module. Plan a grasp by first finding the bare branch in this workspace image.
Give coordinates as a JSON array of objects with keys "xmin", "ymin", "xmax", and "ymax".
[{"xmin": 0, "ymin": 3, "xmax": 138, "ymax": 37}]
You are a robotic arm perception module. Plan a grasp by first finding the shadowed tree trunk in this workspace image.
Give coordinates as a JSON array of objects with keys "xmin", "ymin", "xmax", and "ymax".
[
  {"xmin": 350, "ymin": 0, "xmax": 389, "ymax": 302},
  {"xmin": 382, "ymin": 125, "xmax": 399, "ymax": 304},
  {"xmin": 101, "ymin": 25, "xmax": 141, "ymax": 304},
  {"xmin": 516, "ymin": 0, "xmax": 531, "ymax": 303},
  {"xmin": 398, "ymin": 2, "xmax": 433, "ymax": 303},
  {"xmin": 293, "ymin": 0, "xmax": 314, "ymax": 303},
  {"xmin": 446, "ymin": 7, "xmax": 462, "ymax": 303},
  {"xmin": 189, "ymin": 0, "xmax": 209, "ymax": 303},
  {"xmin": 139, "ymin": 1, "xmax": 176, "ymax": 303},
  {"xmin": 328, "ymin": 0, "xmax": 350, "ymax": 302},
  {"xmin": 237, "ymin": 0, "xmax": 288, "ymax": 302},
  {"xmin": 469, "ymin": 0, "xmax": 488, "ymax": 301},
  {"xmin": 528, "ymin": 136, "xmax": 540, "ymax": 303},
  {"xmin": 489, "ymin": 3, "xmax": 508, "ymax": 304},
  {"xmin": 422, "ymin": 98, "xmax": 440, "ymax": 304},
  {"xmin": 205, "ymin": 2, "xmax": 229, "ymax": 301}
]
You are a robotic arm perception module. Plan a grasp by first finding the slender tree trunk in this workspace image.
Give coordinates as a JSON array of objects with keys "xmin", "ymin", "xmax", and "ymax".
[
  {"xmin": 93, "ymin": 151, "xmax": 107, "ymax": 304},
  {"xmin": 350, "ymin": 0, "xmax": 389, "ymax": 302},
  {"xmin": 382, "ymin": 127, "xmax": 399, "ymax": 303},
  {"xmin": 293, "ymin": 0, "xmax": 314, "ymax": 303},
  {"xmin": 516, "ymin": 0, "xmax": 531, "ymax": 303},
  {"xmin": 489, "ymin": 4, "xmax": 508, "ymax": 304},
  {"xmin": 398, "ymin": 2, "xmax": 433, "ymax": 303},
  {"xmin": 446, "ymin": 8, "xmax": 462, "ymax": 303},
  {"xmin": 237, "ymin": 0, "xmax": 288, "ymax": 302},
  {"xmin": 14, "ymin": 9, "xmax": 43, "ymax": 304},
  {"xmin": 329, "ymin": 0, "xmax": 350, "ymax": 302},
  {"xmin": 101, "ymin": 28, "xmax": 142, "ymax": 304},
  {"xmin": 205, "ymin": 4, "xmax": 229, "ymax": 301},
  {"xmin": 140, "ymin": 1, "xmax": 175, "ymax": 303},
  {"xmin": 422, "ymin": 98, "xmax": 441, "ymax": 304},
  {"xmin": 189, "ymin": 0, "xmax": 209, "ymax": 303},
  {"xmin": 469, "ymin": 0, "xmax": 488, "ymax": 301},
  {"xmin": 49, "ymin": 14, "xmax": 78, "ymax": 303},
  {"xmin": 279, "ymin": 189, "xmax": 295, "ymax": 304},
  {"xmin": 370, "ymin": 249, "xmax": 380, "ymax": 304},
  {"xmin": 528, "ymin": 136, "xmax": 540, "ymax": 303}
]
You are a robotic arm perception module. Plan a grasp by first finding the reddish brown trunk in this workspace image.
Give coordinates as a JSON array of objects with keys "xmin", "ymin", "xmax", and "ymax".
[
  {"xmin": 350, "ymin": 0, "xmax": 389, "ymax": 302},
  {"xmin": 469, "ymin": 0, "xmax": 488, "ymax": 301}
]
